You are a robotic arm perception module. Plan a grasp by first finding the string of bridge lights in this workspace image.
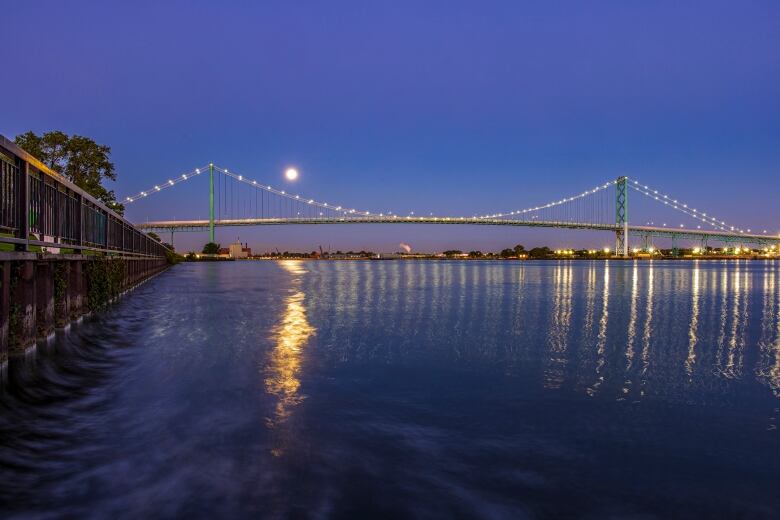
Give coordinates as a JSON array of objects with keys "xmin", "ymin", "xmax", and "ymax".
[
  {"xmin": 478, "ymin": 176, "xmax": 760, "ymax": 235},
  {"xmin": 122, "ymin": 169, "xmax": 768, "ymax": 236},
  {"xmin": 476, "ymin": 180, "xmax": 618, "ymax": 220},
  {"xmin": 124, "ymin": 167, "xmax": 619, "ymax": 222},
  {"xmin": 123, "ymin": 164, "xmax": 384, "ymax": 217},
  {"xmin": 627, "ymin": 179, "xmax": 758, "ymax": 235},
  {"xmin": 123, "ymin": 165, "xmax": 211, "ymax": 204},
  {"xmin": 212, "ymin": 166, "xmax": 382, "ymax": 217}
]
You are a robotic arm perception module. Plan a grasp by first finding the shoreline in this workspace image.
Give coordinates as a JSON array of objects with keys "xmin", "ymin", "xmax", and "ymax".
[{"xmin": 186, "ymin": 255, "xmax": 778, "ymax": 262}]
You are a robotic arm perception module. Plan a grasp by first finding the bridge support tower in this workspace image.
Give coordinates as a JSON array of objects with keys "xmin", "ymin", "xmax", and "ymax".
[
  {"xmin": 615, "ymin": 176, "xmax": 629, "ymax": 257},
  {"xmin": 209, "ymin": 163, "xmax": 215, "ymax": 243}
]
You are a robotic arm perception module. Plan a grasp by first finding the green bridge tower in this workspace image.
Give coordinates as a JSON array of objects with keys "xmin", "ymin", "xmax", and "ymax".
[
  {"xmin": 209, "ymin": 163, "xmax": 215, "ymax": 243},
  {"xmin": 615, "ymin": 176, "xmax": 628, "ymax": 257}
]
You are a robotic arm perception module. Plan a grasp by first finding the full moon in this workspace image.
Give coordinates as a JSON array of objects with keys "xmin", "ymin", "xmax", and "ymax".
[{"xmin": 285, "ymin": 168, "xmax": 299, "ymax": 181}]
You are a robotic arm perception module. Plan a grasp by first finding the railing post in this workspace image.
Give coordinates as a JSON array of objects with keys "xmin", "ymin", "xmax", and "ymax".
[
  {"xmin": 77, "ymin": 193, "xmax": 84, "ymax": 250},
  {"xmin": 103, "ymin": 211, "xmax": 109, "ymax": 250},
  {"xmin": 15, "ymin": 159, "xmax": 30, "ymax": 251}
]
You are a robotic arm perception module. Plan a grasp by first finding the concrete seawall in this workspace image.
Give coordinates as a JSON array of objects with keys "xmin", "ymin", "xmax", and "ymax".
[{"xmin": 0, "ymin": 254, "xmax": 169, "ymax": 362}]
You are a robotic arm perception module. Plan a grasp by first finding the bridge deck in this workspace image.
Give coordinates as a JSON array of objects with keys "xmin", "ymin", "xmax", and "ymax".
[{"xmin": 137, "ymin": 217, "xmax": 780, "ymax": 244}]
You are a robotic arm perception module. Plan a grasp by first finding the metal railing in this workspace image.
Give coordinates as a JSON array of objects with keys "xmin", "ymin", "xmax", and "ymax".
[{"xmin": 0, "ymin": 135, "xmax": 168, "ymax": 257}]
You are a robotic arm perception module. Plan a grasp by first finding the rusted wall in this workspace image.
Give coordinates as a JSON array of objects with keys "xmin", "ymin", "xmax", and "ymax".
[{"xmin": 0, "ymin": 254, "xmax": 168, "ymax": 361}]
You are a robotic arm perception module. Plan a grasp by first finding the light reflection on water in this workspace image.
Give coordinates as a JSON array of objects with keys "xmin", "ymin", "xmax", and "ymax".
[
  {"xmin": 306, "ymin": 261, "xmax": 780, "ymax": 414},
  {"xmin": 1, "ymin": 259, "xmax": 780, "ymax": 517},
  {"xmin": 685, "ymin": 262, "xmax": 700, "ymax": 376},
  {"xmin": 302, "ymin": 260, "xmax": 780, "ymax": 399},
  {"xmin": 265, "ymin": 260, "xmax": 315, "ymax": 432}
]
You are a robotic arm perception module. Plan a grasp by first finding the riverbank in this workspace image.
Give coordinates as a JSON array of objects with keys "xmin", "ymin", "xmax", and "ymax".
[
  {"xmin": 191, "ymin": 255, "xmax": 778, "ymax": 262},
  {"xmin": 0, "ymin": 253, "xmax": 169, "ymax": 361}
]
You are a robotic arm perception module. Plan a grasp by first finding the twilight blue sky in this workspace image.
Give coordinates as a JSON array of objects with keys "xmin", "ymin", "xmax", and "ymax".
[{"xmin": 3, "ymin": 1, "xmax": 779, "ymax": 252}]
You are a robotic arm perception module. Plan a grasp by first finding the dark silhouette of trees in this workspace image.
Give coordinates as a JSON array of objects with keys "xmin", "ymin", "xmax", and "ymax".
[
  {"xmin": 528, "ymin": 246, "xmax": 552, "ymax": 258},
  {"xmin": 202, "ymin": 242, "xmax": 221, "ymax": 254}
]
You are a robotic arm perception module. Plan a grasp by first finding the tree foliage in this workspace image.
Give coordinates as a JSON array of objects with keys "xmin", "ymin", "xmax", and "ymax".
[
  {"xmin": 202, "ymin": 242, "xmax": 221, "ymax": 254},
  {"xmin": 528, "ymin": 246, "xmax": 552, "ymax": 258},
  {"xmin": 14, "ymin": 130, "xmax": 124, "ymax": 214}
]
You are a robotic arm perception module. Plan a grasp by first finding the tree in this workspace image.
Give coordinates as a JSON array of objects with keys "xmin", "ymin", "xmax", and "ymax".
[
  {"xmin": 202, "ymin": 242, "xmax": 220, "ymax": 254},
  {"xmin": 528, "ymin": 246, "xmax": 552, "ymax": 259},
  {"xmin": 513, "ymin": 244, "xmax": 526, "ymax": 257},
  {"xmin": 468, "ymin": 250, "xmax": 483, "ymax": 258},
  {"xmin": 500, "ymin": 248, "xmax": 515, "ymax": 258},
  {"xmin": 147, "ymin": 232, "xmax": 162, "ymax": 242},
  {"xmin": 15, "ymin": 131, "xmax": 124, "ymax": 214}
]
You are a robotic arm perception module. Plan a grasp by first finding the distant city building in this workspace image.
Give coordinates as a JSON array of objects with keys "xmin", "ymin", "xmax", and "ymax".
[
  {"xmin": 228, "ymin": 242, "xmax": 251, "ymax": 259},
  {"xmin": 328, "ymin": 252, "xmax": 373, "ymax": 259}
]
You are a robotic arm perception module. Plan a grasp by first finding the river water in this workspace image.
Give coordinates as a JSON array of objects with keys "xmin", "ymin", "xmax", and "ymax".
[{"xmin": 1, "ymin": 260, "xmax": 779, "ymax": 518}]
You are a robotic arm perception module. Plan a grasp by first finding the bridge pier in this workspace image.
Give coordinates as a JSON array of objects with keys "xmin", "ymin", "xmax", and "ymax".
[
  {"xmin": 641, "ymin": 234, "xmax": 652, "ymax": 252},
  {"xmin": 615, "ymin": 230, "xmax": 628, "ymax": 257}
]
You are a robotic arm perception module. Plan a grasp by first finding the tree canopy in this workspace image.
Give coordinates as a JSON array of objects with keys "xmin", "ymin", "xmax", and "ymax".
[
  {"xmin": 202, "ymin": 242, "xmax": 221, "ymax": 254},
  {"xmin": 528, "ymin": 246, "xmax": 552, "ymax": 258},
  {"xmin": 14, "ymin": 130, "xmax": 124, "ymax": 215}
]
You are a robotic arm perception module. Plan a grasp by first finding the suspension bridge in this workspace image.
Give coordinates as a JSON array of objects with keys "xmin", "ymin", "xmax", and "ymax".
[{"xmin": 129, "ymin": 164, "xmax": 780, "ymax": 256}]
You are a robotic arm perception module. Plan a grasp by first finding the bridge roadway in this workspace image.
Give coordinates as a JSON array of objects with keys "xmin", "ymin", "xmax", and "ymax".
[{"xmin": 137, "ymin": 217, "xmax": 780, "ymax": 246}]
